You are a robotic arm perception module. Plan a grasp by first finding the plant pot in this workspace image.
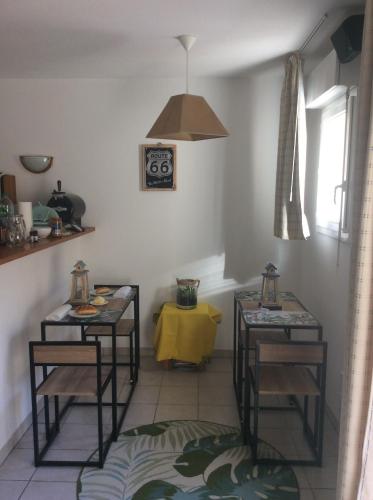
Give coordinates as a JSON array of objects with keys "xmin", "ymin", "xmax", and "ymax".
[{"xmin": 176, "ymin": 279, "xmax": 200, "ymax": 310}]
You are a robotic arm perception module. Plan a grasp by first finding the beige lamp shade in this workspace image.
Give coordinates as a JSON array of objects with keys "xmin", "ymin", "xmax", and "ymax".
[{"xmin": 146, "ymin": 93, "xmax": 229, "ymax": 141}]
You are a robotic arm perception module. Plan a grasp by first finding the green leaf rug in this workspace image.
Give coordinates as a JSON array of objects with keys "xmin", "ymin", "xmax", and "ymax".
[{"xmin": 77, "ymin": 420, "xmax": 299, "ymax": 499}]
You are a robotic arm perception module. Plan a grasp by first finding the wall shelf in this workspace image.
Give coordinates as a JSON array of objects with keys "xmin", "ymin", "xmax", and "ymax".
[{"xmin": 0, "ymin": 227, "xmax": 95, "ymax": 267}]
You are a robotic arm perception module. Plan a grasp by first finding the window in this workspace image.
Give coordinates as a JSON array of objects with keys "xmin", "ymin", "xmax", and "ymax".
[{"xmin": 316, "ymin": 89, "xmax": 356, "ymax": 239}]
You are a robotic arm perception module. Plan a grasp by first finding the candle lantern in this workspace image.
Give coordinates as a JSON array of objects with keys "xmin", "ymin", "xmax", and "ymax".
[
  {"xmin": 260, "ymin": 262, "xmax": 281, "ymax": 310},
  {"xmin": 69, "ymin": 260, "xmax": 89, "ymax": 305}
]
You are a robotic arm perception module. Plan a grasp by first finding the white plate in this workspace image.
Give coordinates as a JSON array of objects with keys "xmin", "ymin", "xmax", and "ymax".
[
  {"xmin": 89, "ymin": 299, "xmax": 109, "ymax": 306},
  {"xmin": 69, "ymin": 310, "xmax": 100, "ymax": 319},
  {"xmin": 90, "ymin": 289, "xmax": 115, "ymax": 297}
]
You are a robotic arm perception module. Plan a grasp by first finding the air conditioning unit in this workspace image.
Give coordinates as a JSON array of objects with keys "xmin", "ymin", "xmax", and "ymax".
[{"xmin": 306, "ymin": 50, "xmax": 347, "ymax": 109}]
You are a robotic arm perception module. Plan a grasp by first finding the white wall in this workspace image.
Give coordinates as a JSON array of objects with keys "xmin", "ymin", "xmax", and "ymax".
[
  {"xmin": 224, "ymin": 66, "xmax": 302, "ymax": 289},
  {"xmin": 0, "ymin": 76, "xmax": 297, "ymax": 351},
  {"xmin": 0, "ymin": 78, "xmax": 231, "ymax": 347},
  {"xmin": 298, "ymin": 56, "xmax": 360, "ymax": 423},
  {"xmin": 0, "ymin": 61, "xmax": 353, "ymax": 455},
  {"xmin": 0, "ymin": 237, "xmax": 89, "ymax": 461},
  {"xmin": 299, "ymin": 111, "xmax": 352, "ymax": 422},
  {"xmin": 0, "ymin": 74, "xmax": 298, "ymax": 457}
]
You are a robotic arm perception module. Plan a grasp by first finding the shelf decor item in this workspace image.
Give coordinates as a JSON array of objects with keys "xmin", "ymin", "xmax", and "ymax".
[
  {"xmin": 142, "ymin": 144, "xmax": 176, "ymax": 191},
  {"xmin": 260, "ymin": 262, "xmax": 282, "ymax": 310},
  {"xmin": 69, "ymin": 260, "xmax": 90, "ymax": 305},
  {"xmin": 17, "ymin": 201, "xmax": 33, "ymax": 237},
  {"xmin": 6, "ymin": 214, "xmax": 26, "ymax": 247},
  {"xmin": 176, "ymin": 278, "xmax": 200, "ymax": 310}
]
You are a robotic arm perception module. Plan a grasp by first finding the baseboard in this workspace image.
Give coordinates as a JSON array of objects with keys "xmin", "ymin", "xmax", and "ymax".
[
  {"xmin": 0, "ymin": 398, "xmax": 43, "ymax": 465},
  {"xmin": 103, "ymin": 347, "xmax": 233, "ymax": 359}
]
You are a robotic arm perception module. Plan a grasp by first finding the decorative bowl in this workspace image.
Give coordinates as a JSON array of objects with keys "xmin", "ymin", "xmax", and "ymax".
[{"xmin": 33, "ymin": 226, "xmax": 52, "ymax": 238}]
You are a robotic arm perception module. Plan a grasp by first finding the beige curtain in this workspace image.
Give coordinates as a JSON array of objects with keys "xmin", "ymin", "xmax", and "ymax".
[
  {"xmin": 358, "ymin": 379, "xmax": 373, "ymax": 499},
  {"xmin": 337, "ymin": 2, "xmax": 373, "ymax": 499},
  {"xmin": 274, "ymin": 52, "xmax": 310, "ymax": 240}
]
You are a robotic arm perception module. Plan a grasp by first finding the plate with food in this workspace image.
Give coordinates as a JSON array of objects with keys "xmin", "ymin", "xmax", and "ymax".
[
  {"xmin": 90, "ymin": 287, "xmax": 114, "ymax": 297},
  {"xmin": 90, "ymin": 296, "xmax": 109, "ymax": 307},
  {"xmin": 69, "ymin": 305, "xmax": 100, "ymax": 319}
]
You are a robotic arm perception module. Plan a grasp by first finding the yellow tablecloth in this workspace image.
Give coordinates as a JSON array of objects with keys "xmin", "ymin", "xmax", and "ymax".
[{"xmin": 154, "ymin": 302, "xmax": 222, "ymax": 363}]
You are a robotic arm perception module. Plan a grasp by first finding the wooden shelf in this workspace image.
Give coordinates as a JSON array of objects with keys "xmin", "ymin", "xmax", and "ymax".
[{"xmin": 0, "ymin": 227, "xmax": 95, "ymax": 267}]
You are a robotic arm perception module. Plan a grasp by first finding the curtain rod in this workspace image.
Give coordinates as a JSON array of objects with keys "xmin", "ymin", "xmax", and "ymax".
[{"xmin": 299, "ymin": 13, "xmax": 328, "ymax": 52}]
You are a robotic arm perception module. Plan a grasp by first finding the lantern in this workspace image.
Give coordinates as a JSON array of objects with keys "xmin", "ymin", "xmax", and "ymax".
[
  {"xmin": 260, "ymin": 263, "xmax": 281, "ymax": 310},
  {"xmin": 69, "ymin": 260, "xmax": 89, "ymax": 305}
]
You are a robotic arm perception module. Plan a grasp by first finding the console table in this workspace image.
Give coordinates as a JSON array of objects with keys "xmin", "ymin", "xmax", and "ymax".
[
  {"xmin": 233, "ymin": 290, "xmax": 323, "ymax": 444},
  {"xmin": 39, "ymin": 284, "xmax": 139, "ymax": 447}
]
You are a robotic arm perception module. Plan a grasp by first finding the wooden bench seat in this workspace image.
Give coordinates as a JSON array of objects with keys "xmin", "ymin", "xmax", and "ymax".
[
  {"xmin": 252, "ymin": 365, "xmax": 320, "ymax": 396},
  {"xmin": 37, "ymin": 366, "xmax": 112, "ymax": 397}
]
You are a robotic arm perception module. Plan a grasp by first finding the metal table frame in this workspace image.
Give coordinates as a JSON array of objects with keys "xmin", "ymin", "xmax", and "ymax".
[
  {"xmin": 37, "ymin": 284, "xmax": 140, "ymax": 466},
  {"xmin": 233, "ymin": 290, "xmax": 324, "ymax": 466}
]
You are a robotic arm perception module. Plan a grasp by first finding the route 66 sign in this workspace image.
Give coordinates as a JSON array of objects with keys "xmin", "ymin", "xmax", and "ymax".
[{"xmin": 142, "ymin": 144, "xmax": 176, "ymax": 190}]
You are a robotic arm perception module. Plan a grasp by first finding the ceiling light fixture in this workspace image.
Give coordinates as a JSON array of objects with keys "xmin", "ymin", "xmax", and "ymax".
[{"xmin": 146, "ymin": 34, "xmax": 229, "ymax": 141}]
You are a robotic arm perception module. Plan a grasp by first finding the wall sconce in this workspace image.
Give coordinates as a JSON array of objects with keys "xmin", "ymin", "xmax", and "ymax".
[{"xmin": 19, "ymin": 155, "xmax": 53, "ymax": 174}]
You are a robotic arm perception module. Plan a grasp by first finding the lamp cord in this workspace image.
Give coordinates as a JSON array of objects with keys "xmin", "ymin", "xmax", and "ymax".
[{"xmin": 186, "ymin": 49, "xmax": 189, "ymax": 94}]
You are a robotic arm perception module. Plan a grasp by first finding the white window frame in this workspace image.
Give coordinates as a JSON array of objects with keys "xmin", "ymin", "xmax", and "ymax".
[{"xmin": 315, "ymin": 87, "xmax": 357, "ymax": 241}]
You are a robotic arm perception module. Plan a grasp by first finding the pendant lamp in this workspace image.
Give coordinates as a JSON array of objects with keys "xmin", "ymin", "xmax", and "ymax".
[{"xmin": 146, "ymin": 35, "xmax": 229, "ymax": 141}]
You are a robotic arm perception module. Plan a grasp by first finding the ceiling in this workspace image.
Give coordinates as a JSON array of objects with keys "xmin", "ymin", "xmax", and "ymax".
[{"xmin": 0, "ymin": 0, "xmax": 364, "ymax": 78}]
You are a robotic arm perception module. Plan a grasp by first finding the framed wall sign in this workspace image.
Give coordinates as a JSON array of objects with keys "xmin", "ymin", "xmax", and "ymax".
[{"xmin": 142, "ymin": 144, "xmax": 176, "ymax": 191}]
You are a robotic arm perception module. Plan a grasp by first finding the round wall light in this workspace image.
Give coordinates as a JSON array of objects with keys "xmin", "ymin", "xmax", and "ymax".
[{"xmin": 19, "ymin": 155, "xmax": 53, "ymax": 174}]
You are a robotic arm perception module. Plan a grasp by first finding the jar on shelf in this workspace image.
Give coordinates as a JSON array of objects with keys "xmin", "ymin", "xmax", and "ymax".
[
  {"xmin": 0, "ymin": 194, "xmax": 15, "ymax": 217},
  {"xmin": 0, "ymin": 221, "xmax": 7, "ymax": 245},
  {"xmin": 7, "ymin": 215, "xmax": 26, "ymax": 247},
  {"xmin": 50, "ymin": 217, "xmax": 62, "ymax": 237}
]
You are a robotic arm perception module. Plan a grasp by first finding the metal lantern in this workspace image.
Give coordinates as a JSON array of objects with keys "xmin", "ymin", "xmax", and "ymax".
[
  {"xmin": 69, "ymin": 260, "xmax": 89, "ymax": 305},
  {"xmin": 260, "ymin": 263, "xmax": 281, "ymax": 310}
]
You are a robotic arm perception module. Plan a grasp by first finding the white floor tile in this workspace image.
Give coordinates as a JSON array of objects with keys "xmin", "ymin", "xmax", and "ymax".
[
  {"xmin": 64, "ymin": 406, "xmax": 112, "ymax": 425},
  {"xmin": 323, "ymin": 425, "xmax": 339, "ymax": 458},
  {"xmin": 140, "ymin": 357, "xmax": 163, "ymax": 371},
  {"xmin": 300, "ymin": 490, "xmax": 315, "ymax": 500},
  {"xmin": 116, "ymin": 367, "xmax": 131, "ymax": 381},
  {"xmin": 16, "ymin": 425, "xmax": 45, "ymax": 450},
  {"xmin": 159, "ymin": 386, "xmax": 197, "ymax": 405},
  {"xmin": 48, "ymin": 423, "xmax": 111, "ymax": 451},
  {"xmin": 291, "ymin": 430, "xmax": 316, "ymax": 460},
  {"xmin": 32, "ymin": 464, "xmax": 80, "ymax": 482},
  {"xmin": 304, "ymin": 456, "xmax": 338, "ymax": 489},
  {"xmin": 32, "ymin": 449, "xmax": 93, "ymax": 481},
  {"xmin": 312, "ymin": 489, "xmax": 336, "ymax": 500},
  {"xmin": 293, "ymin": 466, "xmax": 312, "ymax": 489},
  {"xmin": 20, "ymin": 481, "xmax": 76, "ymax": 500},
  {"xmin": 198, "ymin": 405, "xmax": 240, "ymax": 427},
  {"xmin": 207, "ymin": 357, "xmax": 232, "ymax": 372},
  {"xmin": 162, "ymin": 371, "xmax": 198, "ymax": 387},
  {"xmin": 121, "ymin": 403, "xmax": 156, "ymax": 429},
  {"xmin": 258, "ymin": 428, "xmax": 299, "ymax": 459},
  {"xmin": 280, "ymin": 411, "xmax": 304, "ymax": 430},
  {"xmin": 0, "ymin": 480, "xmax": 28, "ymax": 500},
  {"xmin": 206, "ymin": 357, "xmax": 233, "ymax": 373},
  {"xmin": 0, "ymin": 449, "xmax": 36, "ymax": 481},
  {"xmin": 131, "ymin": 385, "xmax": 160, "ymax": 404},
  {"xmin": 155, "ymin": 405, "xmax": 198, "ymax": 422},
  {"xmin": 138, "ymin": 370, "xmax": 163, "ymax": 386},
  {"xmin": 4, "ymin": 353, "xmax": 342, "ymax": 500},
  {"xmin": 198, "ymin": 371, "xmax": 232, "ymax": 387},
  {"xmin": 199, "ymin": 386, "xmax": 236, "ymax": 406},
  {"xmin": 255, "ymin": 411, "xmax": 288, "ymax": 429}
]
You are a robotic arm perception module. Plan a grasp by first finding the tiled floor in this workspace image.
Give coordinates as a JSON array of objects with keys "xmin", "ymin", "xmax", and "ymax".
[{"xmin": 0, "ymin": 356, "xmax": 339, "ymax": 499}]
